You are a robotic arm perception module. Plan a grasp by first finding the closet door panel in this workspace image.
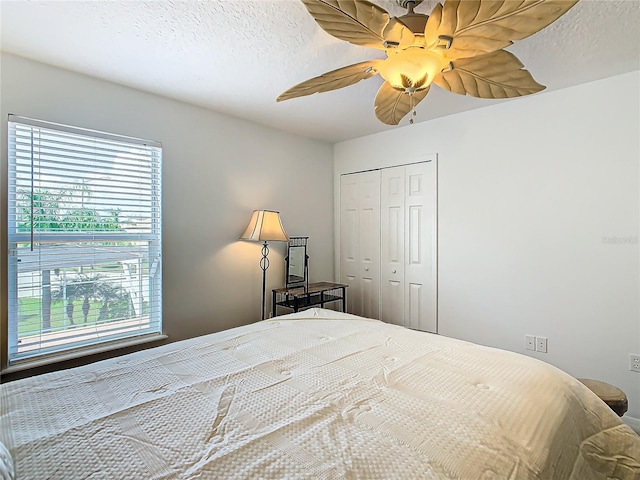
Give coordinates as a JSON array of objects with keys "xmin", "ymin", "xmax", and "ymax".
[
  {"xmin": 384, "ymin": 280, "xmax": 404, "ymax": 326},
  {"xmin": 408, "ymin": 283, "xmax": 423, "ymax": 329},
  {"xmin": 381, "ymin": 167, "xmax": 405, "ymax": 325},
  {"xmin": 361, "ymin": 277, "xmax": 378, "ymax": 319},
  {"xmin": 340, "ymin": 171, "xmax": 380, "ymax": 319},
  {"xmin": 404, "ymin": 162, "xmax": 437, "ymax": 332},
  {"xmin": 340, "ymin": 176, "xmax": 360, "ymax": 314},
  {"xmin": 358, "ymin": 172, "xmax": 380, "ymax": 319}
]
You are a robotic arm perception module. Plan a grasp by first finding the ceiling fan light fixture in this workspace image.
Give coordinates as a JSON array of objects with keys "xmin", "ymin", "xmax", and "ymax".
[
  {"xmin": 281, "ymin": 0, "xmax": 579, "ymax": 126},
  {"xmin": 378, "ymin": 48, "xmax": 445, "ymax": 90}
]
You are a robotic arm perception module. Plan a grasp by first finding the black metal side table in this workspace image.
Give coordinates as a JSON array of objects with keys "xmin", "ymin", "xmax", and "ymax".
[{"xmin": 272, "ymin": 281, "xmax": 348, "ymax": 317}]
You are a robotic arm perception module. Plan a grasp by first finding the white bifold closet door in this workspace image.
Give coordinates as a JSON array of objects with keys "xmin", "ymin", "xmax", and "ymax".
[
  {"xmin": 380, "ymin": 163, "xmax": 437, "ymax": 332},
  {"xmin": 340, "ymin": 170, "xmax": 381, "ymax": 319},
  {"xmin": 340, "ymin": 161, "xmax": 437, "ymax": 332}
]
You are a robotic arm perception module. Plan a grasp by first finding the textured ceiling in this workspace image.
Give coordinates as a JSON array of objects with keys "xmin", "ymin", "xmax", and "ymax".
[{"xmin": 1, "ymin": 0, "xmax": 639, "ymax": 143}]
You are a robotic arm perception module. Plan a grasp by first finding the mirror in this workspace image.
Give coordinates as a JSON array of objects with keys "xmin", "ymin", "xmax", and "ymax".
[{"xmin": 286, "ymin": 237, "xmax": 308, "ymax": 288}]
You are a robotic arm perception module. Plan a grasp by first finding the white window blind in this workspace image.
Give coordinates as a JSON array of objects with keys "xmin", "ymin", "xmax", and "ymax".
[{"xmin": 7, "ymin": 115, "xmax": 162, "ymax": 365}]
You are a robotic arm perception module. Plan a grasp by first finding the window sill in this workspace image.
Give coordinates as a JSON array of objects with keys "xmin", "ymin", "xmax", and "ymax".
[{"xmin": 2, "ymin": 333, "xmax": 168, "ymax": 375}]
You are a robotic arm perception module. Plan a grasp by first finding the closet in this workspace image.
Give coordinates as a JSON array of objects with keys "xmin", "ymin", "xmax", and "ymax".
[{"xmin": 339, "ymin": 161, "xmax": 437, "ymax": 332}]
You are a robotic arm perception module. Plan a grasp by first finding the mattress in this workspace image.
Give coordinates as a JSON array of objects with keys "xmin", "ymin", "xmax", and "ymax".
[{"xmin": 1, "ymin": 308, "xmax": 639, "ymax": 479}]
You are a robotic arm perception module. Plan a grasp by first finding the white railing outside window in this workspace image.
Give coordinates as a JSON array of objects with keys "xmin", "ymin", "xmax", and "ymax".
[{"xmin": 7, "ymin": 116, "xmax": 162, "ymax": 366}]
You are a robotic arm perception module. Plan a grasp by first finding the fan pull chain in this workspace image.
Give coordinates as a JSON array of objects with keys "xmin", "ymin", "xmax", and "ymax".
[{"xmin": 409, "ymin": 92, "xmax": 416, "ymax": 125}]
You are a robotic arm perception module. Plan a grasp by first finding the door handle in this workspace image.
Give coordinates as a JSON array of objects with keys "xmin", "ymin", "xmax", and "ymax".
[
  {"xmin": 364, "ymin": 267, "xmax": 369, "ymax": 272},
  {"xmin": 392, "ymin": 269, "xmax": 397, "ymax": 274}
]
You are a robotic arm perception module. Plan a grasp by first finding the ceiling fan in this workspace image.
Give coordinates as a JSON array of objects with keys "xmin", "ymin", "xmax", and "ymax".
[{"xmin": 277, "ymin": 0, "xmax": 579, "ymax": 126}]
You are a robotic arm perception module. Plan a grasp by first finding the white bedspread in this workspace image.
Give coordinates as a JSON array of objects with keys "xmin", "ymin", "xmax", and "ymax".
[{"xmin": 1, "ymin": 308, "xmax": 639, "ymax": 479}]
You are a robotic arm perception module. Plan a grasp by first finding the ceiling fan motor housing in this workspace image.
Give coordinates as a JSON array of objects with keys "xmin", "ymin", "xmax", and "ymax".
[
  {"xmin": 396, "ymin": 0, "xmax": 428, "ymax": 33},
  {"xmin": 397, "ymin": 13, "xmax": 429, "ymax": 35}
]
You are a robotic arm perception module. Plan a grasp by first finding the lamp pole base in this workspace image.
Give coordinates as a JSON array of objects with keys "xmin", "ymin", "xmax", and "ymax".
[{"xmin": 259, "ymin": 241, "xmax": 270, "ymax": 320}]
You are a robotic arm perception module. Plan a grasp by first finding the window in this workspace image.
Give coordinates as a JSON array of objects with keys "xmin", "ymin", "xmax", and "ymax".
[{"xmin": 7, "ymin": 116, "xmax": 162, "ymax": 366}]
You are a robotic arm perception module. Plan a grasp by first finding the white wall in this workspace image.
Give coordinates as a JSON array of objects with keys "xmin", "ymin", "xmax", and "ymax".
[
  {"xmin": 335, "ymin": 71, "xmax": 640, "ymax": 420},
  {"xmin": 0, "ymin": 53, "xmax": 334, "ymax": 372}
]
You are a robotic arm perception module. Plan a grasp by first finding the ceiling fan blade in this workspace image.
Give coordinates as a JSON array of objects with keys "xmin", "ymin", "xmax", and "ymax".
[
  {"xmin": 433, "ymin": 49, "xmax": 545, "ymax": 98},
  {"xmin": 383, "ymin": 17, "xmax": 416, "ymax": 49},
  {"xmin": 424, "ymin": 2, "xmax": 444, "ymax": 48},
  {"xmin": 277, "ymin": 60, "xmax": 381, "ymax": 102},
  {"xmin": 301, "ymin": 0, "xmax": 391, "ymax": 49},
  {"xmin": 427, "ymin": 0, "xmax": 578, "ymax": 59},
  {"xmin": 374, "ymin": 82, "xmax": 430, "ymax": 125}
]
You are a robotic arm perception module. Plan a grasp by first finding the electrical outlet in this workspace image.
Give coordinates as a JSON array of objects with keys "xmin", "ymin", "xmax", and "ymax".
[
  {"xmin": 525, "ymin": 335, "xmax": 536, "ymax": 351},
  {"xmin": 536, "ymin": 336, "xmax": 548, "ymax": 353},
  {"xmin": 630, "ymin": 354, "xmax": 640, "ymax": 373}
]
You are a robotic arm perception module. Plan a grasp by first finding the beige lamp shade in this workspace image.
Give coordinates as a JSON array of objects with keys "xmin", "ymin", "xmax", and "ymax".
[{"xmin": 240, "ymin": 210, "xmax": 289, "ymax": 242}]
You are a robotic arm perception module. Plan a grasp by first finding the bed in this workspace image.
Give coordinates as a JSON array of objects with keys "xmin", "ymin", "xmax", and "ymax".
[{"xmin": 1, "ymin": 308, "xmax": 639, "ymax": 479}]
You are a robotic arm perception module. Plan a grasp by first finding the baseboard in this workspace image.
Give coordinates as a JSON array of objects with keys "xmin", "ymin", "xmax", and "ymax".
[{"xmin": 623, "ymin": 415, "xmax": 640, "ymax": 434}]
